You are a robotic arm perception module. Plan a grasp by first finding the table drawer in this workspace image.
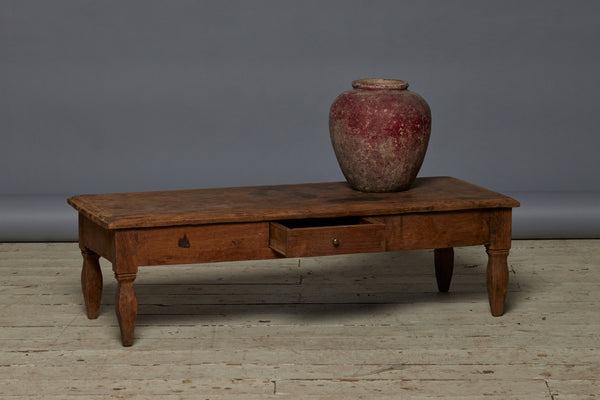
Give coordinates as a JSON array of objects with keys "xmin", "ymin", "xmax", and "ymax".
[{"xmin": 269, "ymin": 216, "xmax": 385, "ymax": 257}]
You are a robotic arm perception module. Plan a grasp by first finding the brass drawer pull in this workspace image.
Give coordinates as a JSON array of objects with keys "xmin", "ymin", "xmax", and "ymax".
[{"xmin": 331, "ymin": 237, "xmax": 340, "ymax": 247}]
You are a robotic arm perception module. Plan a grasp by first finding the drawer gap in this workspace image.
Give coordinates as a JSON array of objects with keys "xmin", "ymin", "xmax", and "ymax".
[{"xmin": 276, "ymin": 216, "xmax": 372, "ymax": 229}]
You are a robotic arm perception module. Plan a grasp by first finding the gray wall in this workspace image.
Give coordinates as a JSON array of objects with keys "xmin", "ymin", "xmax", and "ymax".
[{"xmin": 1, "ymin": 1, "xmax": 599, "ymax": 240}]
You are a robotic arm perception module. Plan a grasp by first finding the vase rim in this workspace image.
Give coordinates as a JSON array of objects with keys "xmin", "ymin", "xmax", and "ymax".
[{"xmin": 352, "ymin": 79, "xmax": 409, "ymax": 90}]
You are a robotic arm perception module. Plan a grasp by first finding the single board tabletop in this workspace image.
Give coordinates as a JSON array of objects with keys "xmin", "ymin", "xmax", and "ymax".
[{"xmin": 67, "ymin": 176, "xmax": 519, "ymax": 230}]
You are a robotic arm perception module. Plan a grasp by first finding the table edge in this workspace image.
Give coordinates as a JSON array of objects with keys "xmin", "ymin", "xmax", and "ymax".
[{"xmin": 67, "ymin": 177, "xmax": 520, "ymax": 230}]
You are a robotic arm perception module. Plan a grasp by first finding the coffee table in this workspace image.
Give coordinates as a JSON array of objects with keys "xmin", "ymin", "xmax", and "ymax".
[{"xmin": 68, "ymin": 176, "xmax": 519, "ymax": 346}]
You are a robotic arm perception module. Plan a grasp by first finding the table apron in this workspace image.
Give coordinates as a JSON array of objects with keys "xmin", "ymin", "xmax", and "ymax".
[
  {"xmin": 78, "ymin": 208, "xmax": 508, "ymax": 267},
  {"xmin": 383, "ymin": 209, "xmax": 497, "ymax": 251}
]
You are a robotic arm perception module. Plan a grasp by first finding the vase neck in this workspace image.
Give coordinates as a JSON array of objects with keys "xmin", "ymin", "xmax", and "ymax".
[{"xmin": 352, "ymin": 79, "xmax": 409, "ymax": 90}]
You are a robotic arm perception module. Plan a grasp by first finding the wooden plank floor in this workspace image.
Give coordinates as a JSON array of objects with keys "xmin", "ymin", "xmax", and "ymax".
[{"xmin": 1, "ymin": 240, "xmax": 598, "ymax": 399}]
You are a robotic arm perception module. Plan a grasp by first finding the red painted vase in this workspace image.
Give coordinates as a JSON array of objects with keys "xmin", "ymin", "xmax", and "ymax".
[{"xmin": 329, "ymin": 79, "xmax": 431, "ymax": 192}]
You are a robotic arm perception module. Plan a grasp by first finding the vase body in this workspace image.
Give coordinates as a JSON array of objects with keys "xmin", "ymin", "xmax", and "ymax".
[{"xmin": 329, "ymin": 79, "xmax": 431, "ymax": 192}]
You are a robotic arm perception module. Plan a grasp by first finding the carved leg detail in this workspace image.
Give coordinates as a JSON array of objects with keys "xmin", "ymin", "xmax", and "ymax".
[
  {"xmin": 434, "ymin": 247, "xmax": 454, "ymax": 292},
  {"xmin": 115, "ymin": 273, "xmax": 138, "ymax": 346},
  {"xmin": 486, "ymin": 247, "xmax": 510, "ymax": 316},
  {"xmin": 81, "ymin": 249, "xmax": 103, "ymax": 319}
]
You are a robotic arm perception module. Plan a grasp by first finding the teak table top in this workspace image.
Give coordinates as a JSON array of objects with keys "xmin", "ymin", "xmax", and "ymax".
[{"xmin": 68, "ymin": 176, "xmax": 519, "ymax": 230}]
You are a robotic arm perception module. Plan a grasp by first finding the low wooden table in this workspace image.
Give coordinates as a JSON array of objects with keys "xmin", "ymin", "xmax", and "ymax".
[{"xmin": 68, "ymin": 176, "xmax": 519, "ymax": 346}]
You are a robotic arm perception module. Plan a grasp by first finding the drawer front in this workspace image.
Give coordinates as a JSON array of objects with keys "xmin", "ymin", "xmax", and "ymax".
[{"xmin": 269, "ymin": 217, "xmax": 385, "ymax": 257}]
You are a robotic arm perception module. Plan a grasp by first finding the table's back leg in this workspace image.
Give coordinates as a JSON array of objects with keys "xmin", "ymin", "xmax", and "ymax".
[
  {"xmin": 486, "ymin": 208, "xmax": 512, "ymax": 316},
  {"xmin": 434, "ymin": 247, "xmax": 454, "ymax": 292},
  {"xmin": 486, "ymin": 248, "xmax": 509, "ymax": 316},
  {"xmin": 81, "ymin": 248, "xmax": 103, "ymax": 319}
]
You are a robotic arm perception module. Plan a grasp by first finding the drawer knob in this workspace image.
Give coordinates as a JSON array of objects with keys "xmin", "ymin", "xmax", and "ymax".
[{"xmin": 331, "ymin": 237, "xmax": 340, "ymax": 247}]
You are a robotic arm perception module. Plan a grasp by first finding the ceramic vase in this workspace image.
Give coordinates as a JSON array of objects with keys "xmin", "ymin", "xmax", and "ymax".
[{"xmin": 329, "ymin": 78, "xmax": 432, "ymax": 192}]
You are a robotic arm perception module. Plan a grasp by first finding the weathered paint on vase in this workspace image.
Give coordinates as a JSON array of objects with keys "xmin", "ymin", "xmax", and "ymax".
[{"xmin": 329, "ymin": 79, "xmax": 431, "ymax": 192}]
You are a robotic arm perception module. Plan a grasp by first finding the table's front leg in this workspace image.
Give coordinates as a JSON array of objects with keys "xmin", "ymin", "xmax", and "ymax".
[
  {"xmin": 81, "ymin": 248, "xmax": 103, "ymax": 319},
  {"xmin": 113, "ymin": 230, "xmax": 139, "ymax": 346},
  {"xmin": 115, "ymin": 272, "xmax": 137, "ymax": 346},
  {"xmin": 486, "ymin": 208, "xmax": 512, "ymax": 316}
]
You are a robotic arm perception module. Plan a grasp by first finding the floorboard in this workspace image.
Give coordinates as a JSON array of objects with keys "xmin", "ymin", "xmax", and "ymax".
[{"xmin": 0, "ymin": 240, "xmax": 598, "ymax": 398}]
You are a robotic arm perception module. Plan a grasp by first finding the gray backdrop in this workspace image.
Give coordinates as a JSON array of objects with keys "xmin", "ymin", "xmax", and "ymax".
[{"xmin": 1, "ymin": 0, "xmax": 599, "ymax": 240}]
